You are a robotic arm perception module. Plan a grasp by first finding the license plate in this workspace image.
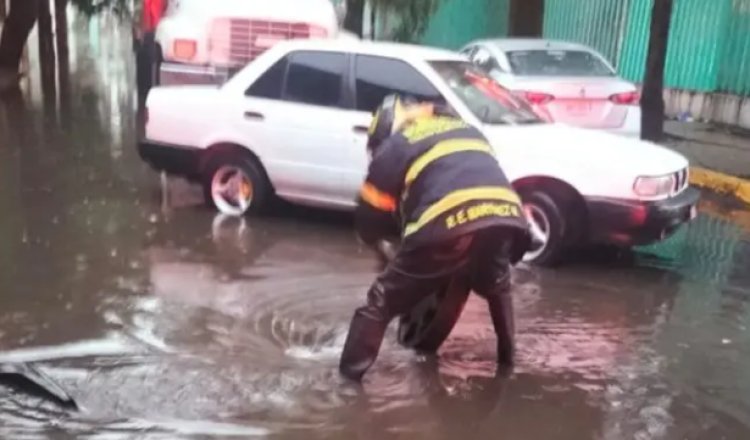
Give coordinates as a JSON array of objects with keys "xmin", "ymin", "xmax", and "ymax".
[{"xmin": 565, "ymin": 102, "xmax": 592, "ymax": 115}]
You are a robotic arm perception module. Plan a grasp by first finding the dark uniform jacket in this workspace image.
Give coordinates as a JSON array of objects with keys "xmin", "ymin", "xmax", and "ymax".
[{"xmin": 355, "ymin": 116, "xmax": 531, "ymax": 262}]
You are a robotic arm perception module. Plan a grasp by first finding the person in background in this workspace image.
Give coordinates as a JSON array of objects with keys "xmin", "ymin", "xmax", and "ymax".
[
  {"xmin": 339, "ymin": 94, "xmax": 531, "ymax": 382},
  {"xmin": 135, "ymin": 0, "xmax": 167, "ymax": 104}
]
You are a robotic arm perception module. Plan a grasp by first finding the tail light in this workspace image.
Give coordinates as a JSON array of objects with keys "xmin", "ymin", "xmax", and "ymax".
[
  {"xmin": 610, "ymin": 91, "xmax": 640, "ymax": 105},
  {"xmin": 520, "ymin": 91, "xmax": 555, "ymax": 105},
  {"xmin": 173, "ymin": 39, "xmax": 197, "ymax": 61}
]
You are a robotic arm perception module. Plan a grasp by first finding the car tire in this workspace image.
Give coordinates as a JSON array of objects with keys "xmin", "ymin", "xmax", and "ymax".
[
  {"xmin": 520, "ymin": 191, "xmax": 567, "ymax": 267},
  {"xmin": 202, "ymin": 153, "xmax": 270, "ymax": 217},
  {"xmin": 396, "ymin": 276, "xmax": 471, "ymax": 353}
]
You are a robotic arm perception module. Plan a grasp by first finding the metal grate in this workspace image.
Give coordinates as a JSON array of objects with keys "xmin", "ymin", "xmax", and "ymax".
[
  {"xmin": 673, "ymin": 168, "xmax": 689, "ymax": 195},
  {"xmin": 209, "ymin": 19, "xmax": 313, "ymax": 67}
]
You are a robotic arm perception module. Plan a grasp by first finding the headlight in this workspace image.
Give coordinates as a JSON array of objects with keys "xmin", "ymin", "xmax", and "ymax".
[{"xmin": 634, "ymin": 175, "xmax": 674, "ymax": 197}]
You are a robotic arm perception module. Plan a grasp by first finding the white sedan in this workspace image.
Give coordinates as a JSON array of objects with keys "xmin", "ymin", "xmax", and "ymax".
[
  {"xmin": 139, "ymin": 39, "xmax": 698, "ymax": 266},
  {"xmin": 460, "ymin": 39, "xmax": 641, "ymax": 138}
]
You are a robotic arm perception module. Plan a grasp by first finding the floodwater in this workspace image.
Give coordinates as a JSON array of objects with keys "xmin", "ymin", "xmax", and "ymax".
[{"xmin": 1, "ymin": 12, "xmax": 750, "ymax": 440}]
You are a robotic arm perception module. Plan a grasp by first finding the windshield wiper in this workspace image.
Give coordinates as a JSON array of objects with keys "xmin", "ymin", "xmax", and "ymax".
[{"xmin": 514, "ymin": 119, "xmax": 545, "ymax": 125}]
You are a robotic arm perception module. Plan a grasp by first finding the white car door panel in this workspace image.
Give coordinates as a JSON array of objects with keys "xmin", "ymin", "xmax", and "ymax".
[
  {"xmin": 342, "ymin": 54, "xmax": 448, "ymax": 203},
  {"xmin": 240, "ymin": 50, "xmax": 352, "ymax": 205}
]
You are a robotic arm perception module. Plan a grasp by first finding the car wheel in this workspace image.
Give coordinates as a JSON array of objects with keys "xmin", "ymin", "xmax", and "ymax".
[
  {"xmin": 203, "ymin": 154, "xmax": 270, "ymax": 217},
  {"xmin": 397, "ymin": 276, "xmax": 471, "ymax": 353},
  {"xmin": 521, "ymin": 191, "xmax": 567, "ymax": 267}
]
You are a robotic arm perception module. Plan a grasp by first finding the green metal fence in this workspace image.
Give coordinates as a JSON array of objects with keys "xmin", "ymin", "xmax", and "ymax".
[
  {"xmin": 543, "ymin": 0, "xmax": 631, "ymax": 66},
  {"xmin": 618, "ymin": 0, "xmax": 652, "ymax": 82},
  {"xmin": 545, "ymin": 0, "xmax": 750, "ymax": 96},
  {"xmin": 718, "ymin": 0, "xmax": 750, "ymax": 95},
  {"xmin": 664, "ymin": 0, "xmax": 732, "ymax": 92},
  {"xmin": 420, "ymin": 0, "xmax": 509, "ymax": 49},
  {"xmin": 412, "ymin": 0, "xmax": 750, "ymax": 96}
]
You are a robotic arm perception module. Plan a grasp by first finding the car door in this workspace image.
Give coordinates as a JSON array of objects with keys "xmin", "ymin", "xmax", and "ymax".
[
  {"xmin": 241, "ymin": 49, "xmax": 352, "ymax": 207},
  {"xmin": 340, "ymin": 55, "xmax": 446, "ymax": 203}
]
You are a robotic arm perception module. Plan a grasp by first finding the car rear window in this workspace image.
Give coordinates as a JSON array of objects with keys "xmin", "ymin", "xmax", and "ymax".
[
  {"xmin": 284, "ymin": 51, "xmax": 346, "ymax": 107},
  {"xmin": 430, "ymin": 61, "xmax": 543, "ymax": 126},
  {"xmin": 246, "ymin": 56, "xmax": 289, "ymax": 99},
  {"xmin": 506, "ymin": 50, "xmax": 615, "ymax": 77},
  {"xmin": 354, "ymin": 55, "xmax": 442, "ymax": 112}
]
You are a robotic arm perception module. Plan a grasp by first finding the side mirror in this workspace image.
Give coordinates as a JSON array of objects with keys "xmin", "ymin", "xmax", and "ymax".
[{"xmin": 472, "ymin": 49, "xmax": 493, "ymax": 71}]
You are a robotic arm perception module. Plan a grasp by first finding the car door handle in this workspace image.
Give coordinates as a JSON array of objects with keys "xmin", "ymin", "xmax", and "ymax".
[
  {"xmin": 244, "ymin": 111, "xmax": 264, "ymax": 120},
  {"xmin": 353, "ymin": 125, "xmax": 369, "ymax": 134}
]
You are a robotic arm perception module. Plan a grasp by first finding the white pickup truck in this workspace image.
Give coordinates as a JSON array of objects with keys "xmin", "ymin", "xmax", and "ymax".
[
  {"xmin": 136, "ymin": 0, "xmax": 341, "ymax": 91},
  {"xmin": 139, "ymin": 39, "xmax": 700, "ymax": 266}
]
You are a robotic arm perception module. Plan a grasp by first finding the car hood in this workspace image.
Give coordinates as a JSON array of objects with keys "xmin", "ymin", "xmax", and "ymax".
[{"xmin": 484, "ymin": 123, "xmax": 689, "ymax": 176}]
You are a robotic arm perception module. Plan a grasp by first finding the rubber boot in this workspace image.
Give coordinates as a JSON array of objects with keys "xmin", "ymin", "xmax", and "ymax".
[
  {"xmin": 486, "ymin": 293, "xmax": 515, "ymax": 367},
  {"xmin": 339, "ymin": 308, "xmax": 388, "ymax": 381}
]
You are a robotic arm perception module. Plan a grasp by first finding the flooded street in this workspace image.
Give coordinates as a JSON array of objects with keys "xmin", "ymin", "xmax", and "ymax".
[{"xmin": 1, "ymin": 13, "xmax": 750, "ymax": 440}]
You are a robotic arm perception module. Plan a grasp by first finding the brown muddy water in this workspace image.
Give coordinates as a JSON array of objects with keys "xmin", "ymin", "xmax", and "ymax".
[{"xmin": 1, "ymin": 12, "xmax": 749, "ymax": 440}]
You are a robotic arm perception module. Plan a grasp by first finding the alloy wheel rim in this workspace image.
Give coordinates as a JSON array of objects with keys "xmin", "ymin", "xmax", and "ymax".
[
  {"xmin": 211, "ymin": 165, "xmax": 254, "ymax": 217},
  {"xmin": 523, "ymin": 204, "xmax": 551, "ymax": 262}
]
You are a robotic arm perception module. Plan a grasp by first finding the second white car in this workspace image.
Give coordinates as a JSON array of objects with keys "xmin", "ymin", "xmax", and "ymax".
[{"xmin": 461, "ymin": 39, "xmax": 642, "ymax": 138}]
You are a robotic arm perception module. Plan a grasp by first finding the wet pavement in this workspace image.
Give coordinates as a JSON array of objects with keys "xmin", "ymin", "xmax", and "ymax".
[{"xmin": 1, "ymin": 12, "xmax": 750, "ymax": 440}]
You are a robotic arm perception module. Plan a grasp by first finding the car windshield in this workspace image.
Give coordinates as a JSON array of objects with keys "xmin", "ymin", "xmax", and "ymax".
[
  {"xmin": 429, "ymin": 60, "xmax": 544, "ymax": 125},
  {"xmin": 506, "ymin": 49, "xmax": 615, "ymax": 77}
]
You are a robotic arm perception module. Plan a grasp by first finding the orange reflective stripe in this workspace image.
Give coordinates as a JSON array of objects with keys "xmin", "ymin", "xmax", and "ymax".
[{"xmin": 360, "ymin": 182, "xmax": 397, "ymax": 212}]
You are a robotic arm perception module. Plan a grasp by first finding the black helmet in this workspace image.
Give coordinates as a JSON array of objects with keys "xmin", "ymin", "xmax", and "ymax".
[{"xmin": 367, "ymin": 94, "xmax": 410, "ymax": 156}]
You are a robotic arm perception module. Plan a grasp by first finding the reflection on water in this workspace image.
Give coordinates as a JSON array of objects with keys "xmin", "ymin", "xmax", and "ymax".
[{"xmin": 1, "ymin": 9, "xmax": 750, "ymax": 440}]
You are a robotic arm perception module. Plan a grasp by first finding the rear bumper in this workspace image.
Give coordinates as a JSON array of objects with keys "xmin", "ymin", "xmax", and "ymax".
[
  {"xmin": 138, "ymin": 139, "xmax": 203, "ymax": 179},
  {"xmin": 159, "ymin": 62, "xmax": 239, "ymax": 87},
  {"xmin": 585, "ymin": 187, "xmax": 701, "ymax": 246},
  {"xmin": 605, "ymin": 106, "xmax": 641, "ymax": 138}
]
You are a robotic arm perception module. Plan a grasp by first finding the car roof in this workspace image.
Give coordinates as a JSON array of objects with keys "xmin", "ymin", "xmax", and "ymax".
[
  {"xmin": 272, "ymin": 38, "xmax": 467, "ymax": 62},
  {"xmin": 471, "ymin": 38, "xmax": 598, "ymax": 53}
]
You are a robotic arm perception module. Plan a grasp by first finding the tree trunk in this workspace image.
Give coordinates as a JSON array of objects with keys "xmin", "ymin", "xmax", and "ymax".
[
  {"xmin": 344, "ymin": 0, "xmax": 364, "ymax": 37},
  {"xmin": 55, "ymin": 0, "xmax": 69, "ymax": 115},
  {"xmin": 370, "ymin": 3, "xmax": 376, "ymax": 40},
  {"xmin": 509, "ymin": 0, "xmax": 545, "ymax": 37},
  {"xmin": 38, "ymin": 0, "xmax": 56, "ymax": 107},
  {"xmin": 0, "ymin": 0, "xmax": 39, "ymax": 73},
  {"xmin": 641, "ymin": 0, "xmax": 673, "ymax": 142},
  {"xmin": 1, "ymin": 0, "xmax": 7, "ymax": 21}
]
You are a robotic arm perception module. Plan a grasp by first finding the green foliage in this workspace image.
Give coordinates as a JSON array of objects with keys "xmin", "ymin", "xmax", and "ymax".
[
  {"xmin": 69, "ymin": 0, "xmax": 133, "ymax": 19},
  {"xmin": 374, "ymin": 0, "xmax": 441, "ymax": 43}
]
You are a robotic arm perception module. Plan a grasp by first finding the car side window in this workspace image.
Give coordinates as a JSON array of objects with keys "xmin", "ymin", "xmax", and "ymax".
[
  {"xmin": 472, "ymin": 47, "xmax": 503, "ymax": 73},
  {"xmin": 460, "ymin": 46, "xmax": 477, "ymax": 58},
  {"xmin": 283, "ymin": 51, "xmax": 347, "ymax": 107},
  {"xmin": 354, "ymin": 55, "xmax": 443, "ymax": 112},
  {"xmin": 245, "ymin": 56, "xmax": 289, "ymax": 99}
]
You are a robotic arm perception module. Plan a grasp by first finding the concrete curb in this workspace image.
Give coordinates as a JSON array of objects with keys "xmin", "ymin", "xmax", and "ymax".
[{"xmin": 690, "ymin": 167, "xmax": 750, "ymax": 205}]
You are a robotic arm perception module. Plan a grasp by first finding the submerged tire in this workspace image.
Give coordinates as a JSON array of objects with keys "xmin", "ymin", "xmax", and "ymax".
[
  {"xmin": 521, "ymin": 191, "xmax": 567, "ymax": 267},
  {"xmin": 397, "ymin": 277, "xmax": 471, "ymax": 353},
  {"xmin": 202, "ymin": 153, "xmax": 270, "ymax": 217}
]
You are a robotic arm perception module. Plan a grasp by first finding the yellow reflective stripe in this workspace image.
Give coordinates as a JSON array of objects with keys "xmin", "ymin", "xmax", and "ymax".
[
  {"xmin": 405, "ymin": 139, "xmax": 494, "ymax": 186},
  {"xmin": 403, "ymin": 186, "xmax": 521, "ymax": 237}
]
